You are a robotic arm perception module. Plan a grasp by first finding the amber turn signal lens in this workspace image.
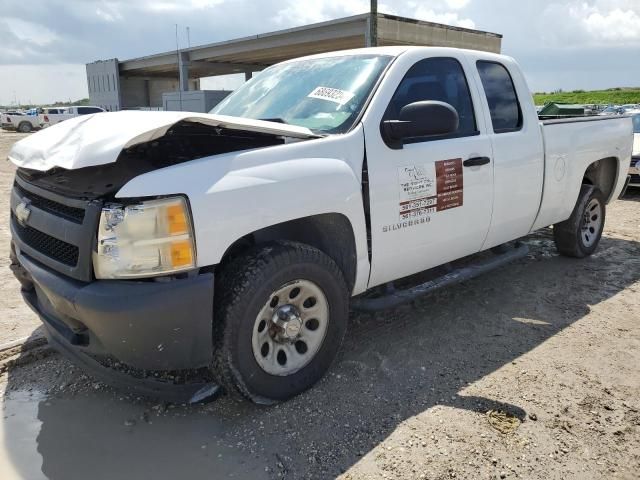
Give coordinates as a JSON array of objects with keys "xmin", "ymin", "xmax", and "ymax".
[
  {"xmin": 167, "ymin": 204, "xmax": 189, "ymax": 235},
  {"xmin": 170, "ymin": 240, "xmax": 194, "ymax": 268}
]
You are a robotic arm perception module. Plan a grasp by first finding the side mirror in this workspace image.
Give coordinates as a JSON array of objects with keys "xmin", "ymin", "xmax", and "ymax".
[{"xmin": 382, "ymin": 101, "xmax": 459, "ymax": 148}]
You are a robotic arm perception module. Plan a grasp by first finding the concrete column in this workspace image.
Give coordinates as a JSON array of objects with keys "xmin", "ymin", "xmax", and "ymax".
[
  {"xmin": 178, "ymin": 51, "xmax": 190, "ymax": 91},
  {"xmin": 144, "ymin": 79, "xmax": 151, "ymax": 106}
]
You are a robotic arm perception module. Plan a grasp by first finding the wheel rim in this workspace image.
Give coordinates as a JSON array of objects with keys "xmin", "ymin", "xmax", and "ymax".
[
  {"xmin": 580, "ymin": 197, "xmax": 602, "ymax": 248},
  {"xmin": 251, "ymin": 279, "xmax": 329, "ymax": 376}
]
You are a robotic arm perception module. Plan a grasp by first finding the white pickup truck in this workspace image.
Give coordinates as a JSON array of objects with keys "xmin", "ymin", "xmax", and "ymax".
[
  {"xmin": 1, "ymin": 111, "xmax": 41, "ymax": 133},
  {"xmin": 8, "ymin": 47, "xmax": 633, "ymax": 404}
]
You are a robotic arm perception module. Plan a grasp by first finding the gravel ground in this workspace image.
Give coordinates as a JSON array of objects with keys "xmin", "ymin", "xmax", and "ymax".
[
  {"xmin": 0, "ymin": 128, "xmax": 639, "ymax": 479},
  {"xmin": 0, "ymin": 129, "xmax": 43, "ymax": 346}
]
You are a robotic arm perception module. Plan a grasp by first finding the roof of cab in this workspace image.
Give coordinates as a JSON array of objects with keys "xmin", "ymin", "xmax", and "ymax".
[{"xmin": 281, "ymin": 45, "xmax": 510, "ymax": 65}]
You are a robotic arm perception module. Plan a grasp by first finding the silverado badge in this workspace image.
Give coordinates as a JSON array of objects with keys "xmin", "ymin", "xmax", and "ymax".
[{"xmin": 15, "ymin": 200, "xmax": 32, "ymax": 226}]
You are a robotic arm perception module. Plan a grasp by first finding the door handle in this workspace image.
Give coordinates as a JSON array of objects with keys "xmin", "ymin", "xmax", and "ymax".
[{"xmin": 463, "ymin": 156, "xmax": 491, "ymax": 167}]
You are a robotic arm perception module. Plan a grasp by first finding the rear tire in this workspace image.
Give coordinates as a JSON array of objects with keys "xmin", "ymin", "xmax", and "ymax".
[
  {"xmin": 553, "ymin": 184, "xmax": 605, "ymax": 258},
  {"xmin": 17, "ymin": 122, "xmax": 32, "ymax": 133},
  {"xmin": 212, "ymin": 241, "xmax": 349, "ymax": 404}
]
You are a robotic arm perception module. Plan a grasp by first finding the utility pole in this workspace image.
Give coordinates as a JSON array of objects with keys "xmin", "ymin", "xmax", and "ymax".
[
  {"xmin": 368, "ymin": 0, "xmax": 378, "ymax": 47},
  {"xmin": 175, "ymin": 24, "xmax": 183, "ymax": 110}
]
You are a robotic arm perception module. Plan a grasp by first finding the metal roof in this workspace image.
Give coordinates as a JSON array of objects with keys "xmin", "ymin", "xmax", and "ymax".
[{"xmin": 114, "ymin": 13, "xmax": 502, "ymax": 79}]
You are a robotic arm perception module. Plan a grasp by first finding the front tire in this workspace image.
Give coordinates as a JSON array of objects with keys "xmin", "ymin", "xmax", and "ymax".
[
  {"xmin": 212, "ymin": 241, "xmax": 349, "ymax": 404},
  {"xmin": 553, "ymin": 184, "xmax": 605, "ymax": 258}
]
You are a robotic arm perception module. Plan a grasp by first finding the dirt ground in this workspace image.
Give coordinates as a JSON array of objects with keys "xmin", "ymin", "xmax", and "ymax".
[
  {"xmin": 0, "ymin": 128, "xmax": 638, "ymax": 479},
  {"xmin": 0, "ymin": 130, "xmax": 43, "ymax": 346}
]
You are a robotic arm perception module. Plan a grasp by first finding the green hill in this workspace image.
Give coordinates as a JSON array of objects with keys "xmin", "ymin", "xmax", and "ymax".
[{"xmin": 533, "ymin": 89, "xmax": 640, "ymax": 106}]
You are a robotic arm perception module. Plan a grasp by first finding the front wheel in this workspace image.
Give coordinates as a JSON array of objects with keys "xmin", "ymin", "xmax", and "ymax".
[
  {"xmin": 212, "ymin": 241, "xmax": 349, "ymax": 404},
  {"xmin": 553, "ymin": 184, "xmax": 606, "ymax": 258}
]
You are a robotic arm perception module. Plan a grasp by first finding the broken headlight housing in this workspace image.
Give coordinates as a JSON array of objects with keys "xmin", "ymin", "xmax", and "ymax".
[{"xmin": 93, "ymin": 197, "xmax": 196, "ymax": 279}]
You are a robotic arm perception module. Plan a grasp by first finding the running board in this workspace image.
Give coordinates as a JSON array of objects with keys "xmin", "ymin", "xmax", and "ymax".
[{"xmin": 351, "ymin": 243, "xmax": 529, "ymax": 312}]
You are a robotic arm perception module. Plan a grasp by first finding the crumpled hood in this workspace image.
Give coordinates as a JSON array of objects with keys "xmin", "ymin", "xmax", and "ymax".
[{"xmin": 8, "ymin": 110, "xmax": 318, "ymax": 171}]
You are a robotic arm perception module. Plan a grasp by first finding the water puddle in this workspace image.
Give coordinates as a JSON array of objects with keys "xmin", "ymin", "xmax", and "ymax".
[{"xmin": 0, "ymin": 389, "xmax": 268, "ymax": 480}]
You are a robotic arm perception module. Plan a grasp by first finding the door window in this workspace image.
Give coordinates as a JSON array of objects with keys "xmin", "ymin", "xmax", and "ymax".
[
  {"xmin": 384, "ymin": 57, "xmax": 478, "ymax": 141},
  {"xmin": 77, "ymin": 107, "xmax": 103, "ymax": 115},
  {"xmin": 476, "ymin": 61, "xmax": 523, "ymax": 133}
]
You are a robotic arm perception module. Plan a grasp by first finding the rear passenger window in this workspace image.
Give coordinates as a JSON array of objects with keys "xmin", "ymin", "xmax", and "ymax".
[
  {"xmin": 385, "ymin": 57, "xmax": 478, "ymax": 140},
  {"xmin": 77, "ymin": 107, "xmax": 102, "ymax": 115},
  {"xmin": 476, "ymin": 61, "xmax": 522, "ymax": 133}
]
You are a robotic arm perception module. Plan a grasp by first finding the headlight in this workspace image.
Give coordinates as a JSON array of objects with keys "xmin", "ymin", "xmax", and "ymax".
[{"xmin": 93, "ymin": 197, "xmax": 196, "ymax": 279}]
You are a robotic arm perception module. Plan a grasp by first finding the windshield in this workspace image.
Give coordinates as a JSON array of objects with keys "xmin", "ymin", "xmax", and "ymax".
[
  {"xmin": 633, "ymin": 114, "xmax": 640, "ymax": 133},
  {"xmin": 211, "ymin": 54, "xmax": 392, "ymax": 134}
]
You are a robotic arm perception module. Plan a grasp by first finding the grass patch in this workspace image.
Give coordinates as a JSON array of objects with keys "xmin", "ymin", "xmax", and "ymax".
[{"xmin": 533, "ymin": 88, "xmax": 640, "ymax": 106}]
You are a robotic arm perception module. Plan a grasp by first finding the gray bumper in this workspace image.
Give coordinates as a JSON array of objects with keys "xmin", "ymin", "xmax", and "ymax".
[{"xmin": 13, "ymin": 250, "xmax": 215, "ymax": 372}]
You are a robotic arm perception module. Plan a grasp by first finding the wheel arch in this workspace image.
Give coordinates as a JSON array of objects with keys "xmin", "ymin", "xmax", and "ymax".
[
  {"xmin": 582, "ymin": 156, "xmax": 619, "ymax": 203},
  {"xmin": 218, "ymin": 212, "xmax": 358, "ymax": 293}
]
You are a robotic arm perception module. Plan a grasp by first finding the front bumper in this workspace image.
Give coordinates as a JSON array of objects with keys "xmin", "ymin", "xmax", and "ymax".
[{"xmin": 11, "ymin": 247, "xmax": 219, "ymax": 402}]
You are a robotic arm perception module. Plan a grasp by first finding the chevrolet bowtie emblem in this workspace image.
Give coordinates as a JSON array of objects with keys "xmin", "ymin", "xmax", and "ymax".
[{"xmin": 15, "ymin": 200, "xmax": 32, "ymax": 226}]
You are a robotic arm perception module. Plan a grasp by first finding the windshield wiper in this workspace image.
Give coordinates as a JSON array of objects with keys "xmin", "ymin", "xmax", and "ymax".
[{"xmin": 258, "ymin": 117, "xmax": 288, "ymax": 124}]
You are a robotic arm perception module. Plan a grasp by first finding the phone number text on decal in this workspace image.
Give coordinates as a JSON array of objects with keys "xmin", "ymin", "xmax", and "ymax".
[
  {"xmin": 399, "ymin": 196, "xmax": 437, "ymax": 213},
  {"xmin": 399, "ymin": 207, "xmax": 436, "ymax": 220}
]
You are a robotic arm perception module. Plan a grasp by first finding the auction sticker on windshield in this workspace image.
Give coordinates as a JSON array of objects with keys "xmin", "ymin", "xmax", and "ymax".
[
  {"xmin": 397, "ymin": 159, "xmax": 463, "ymax": 221},
  {"xmin": 307, "ymin": 87, "xmax": 355, "ymax": 105}
]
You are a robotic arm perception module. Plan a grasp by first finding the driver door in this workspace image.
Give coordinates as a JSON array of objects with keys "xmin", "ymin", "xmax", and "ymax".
[{"xmin": 364, "ymin": 54, "xmax": 494, "ymax": 287}]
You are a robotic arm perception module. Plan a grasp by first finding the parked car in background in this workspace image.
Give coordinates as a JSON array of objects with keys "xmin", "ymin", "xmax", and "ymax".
[
  {"xmin": 39, "ymin": 105, "xmax": 105, "ymax": 128},
  {"xmin": 600, "ymin": 105, "xmax": 625, "ymax": 116},
  {"xmin": 1, "ymin": 111, "xmax": 41, "ymax": 132},
  {"xmin": 629, "ymin": 111, "xmax": 640, "ymax": 187}
]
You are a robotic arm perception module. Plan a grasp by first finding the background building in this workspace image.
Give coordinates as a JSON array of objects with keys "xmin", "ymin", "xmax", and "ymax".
[{"xmin": 86, "ymin": 12, "xmax": 502, "ymax": 112}]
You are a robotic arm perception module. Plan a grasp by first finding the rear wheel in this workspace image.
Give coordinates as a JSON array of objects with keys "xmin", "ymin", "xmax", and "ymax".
[
  {"xmin": 212, "ymin": 241, "xmax": 349, "ymax": 404},
  {"xmin": 17, "ymin": 122, "xmax": 32, "ymax": 133},
  {"xmin": 553, "ymin": 185, "xmax": 605, "ymax": 258}
]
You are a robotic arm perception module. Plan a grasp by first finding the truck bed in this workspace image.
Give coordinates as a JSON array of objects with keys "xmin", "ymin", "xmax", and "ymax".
[{"xmin": 531, "ymin": 114, "xmax": 633, "ymax": 231}]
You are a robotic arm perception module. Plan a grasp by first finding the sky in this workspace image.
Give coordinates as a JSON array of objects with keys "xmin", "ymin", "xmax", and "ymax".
[{"xmin": 0, "ymin": 0, "xmax": 639, "ymax": 105}]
